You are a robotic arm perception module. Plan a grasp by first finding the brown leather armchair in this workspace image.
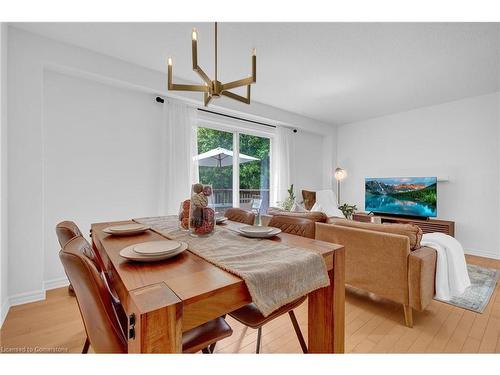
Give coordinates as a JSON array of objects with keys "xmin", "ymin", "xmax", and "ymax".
[
  {"xmin": 59, "ymin": 225, "xmax": 234, "ymax": 353},
  {"xmin": 261, "ymin": 208, "xmax": 328, "ymax": 228},
  {"xmin": 268, "ymin": 215, "xmax": 315, "ymax": 239},
  {"xmin": 224, "ymin": 208, "xmax": 255, "ymax": 225}
]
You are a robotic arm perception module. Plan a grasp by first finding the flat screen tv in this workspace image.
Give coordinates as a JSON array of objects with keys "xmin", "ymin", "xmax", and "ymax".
[{"xmin": 365, "ymin": 177, "xmax": 437, "ymax": 218}]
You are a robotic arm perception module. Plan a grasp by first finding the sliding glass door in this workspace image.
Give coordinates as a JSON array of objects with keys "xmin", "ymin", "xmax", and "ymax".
[
  {"xmin": 197, "ymin": 127, "xmax": 234, "ymax": 213},
  {"xmin": 239, "ymin": 133, "xmax": 270, "ymax": 214},
  {"xmin": 196, "ymin": 126, "xmax": 271, "ymax": 215}
]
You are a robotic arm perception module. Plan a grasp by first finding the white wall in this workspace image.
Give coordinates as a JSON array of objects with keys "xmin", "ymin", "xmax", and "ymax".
[
  {"xmin": 42, "ymin": 71, "xmax": 164, "ymax": 286},
  {"xmin": 5, "ymin": 26, "xmax": 336, "ymax": 307},
  {"xmin": 337, "ymin": 92, "xmax": 500, "ymax": 259},
  {"xmin": 0, "ymin": 23, "xmax": 8, "ymax": 327},
  {"xmin": 291, "ymin": 129, "xmax": 332, "ymax": 196}
]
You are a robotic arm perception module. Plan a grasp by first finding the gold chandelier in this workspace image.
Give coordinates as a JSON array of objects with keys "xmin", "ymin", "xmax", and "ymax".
[{"xmin": 167, "ymin": 22, "xmax": 256, "ymax": 106}]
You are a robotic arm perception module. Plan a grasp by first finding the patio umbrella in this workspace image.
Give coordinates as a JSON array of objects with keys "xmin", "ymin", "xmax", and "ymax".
[{"xmin": 195, "ymin": 147, "xmax": 259, "ymax": 167}]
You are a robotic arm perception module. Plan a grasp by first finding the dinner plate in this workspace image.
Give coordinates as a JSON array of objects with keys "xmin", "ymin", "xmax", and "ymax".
[
  {"xmin": 103, "ymin": 225, "xmax": 150, "ymax": 236},
  {"xmin": 120, "ymin": 242, "xmax": 188, "ymax": 262},
  {"xmin": 238, "ymin": 227, "xmax": 282, "ymax": 238},
  {"xmin": 239, "ymin": 225, "xmax": 274, "ymax": 234},
  {"xmin": 133, "ymin": 240, "xmax": 181, "ymax": 256},
  {"xmin": 216, "ymin": 217, "xmax": 228, "ymax": 224},
  {"xmin": 107, "ymin": 223, "xmax": 147, "ymax": 232}
]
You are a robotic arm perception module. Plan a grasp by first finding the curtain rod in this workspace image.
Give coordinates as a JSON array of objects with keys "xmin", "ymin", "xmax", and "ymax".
[
  {"xmin": 155, "ymin": 96, "xmax": 277, "ymax": 129},
  {"xmin": 197, "ymin": 108, "xmax": 276, "ymax": 129}
]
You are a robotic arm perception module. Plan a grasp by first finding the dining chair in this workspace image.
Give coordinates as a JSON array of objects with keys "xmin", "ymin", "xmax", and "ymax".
[
  {"xmin": 224, "ymin": 208, "xmax": 256, "ymax": 225},
  {"xmin": 268, "ymin": 215, "xmax": 316, "ymax": 239},
  {"xmin": 55, "ymin": 221, "xmax": 85, "ymax": 296},
  {"xmin": 59, "ymin": 233, "xmax": 233, "ymax": 353},
  {"xmin": 228, "ymin": 216, "xmax": 313, "ymax": 354},
  {"xmin": 56, "ymin": 220, "xmax": 128, "ymax": 344}
]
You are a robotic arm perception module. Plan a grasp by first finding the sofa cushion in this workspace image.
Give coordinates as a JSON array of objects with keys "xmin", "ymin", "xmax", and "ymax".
[
  {"xmin": 329, "ymin": 218, "xmax": 423, "ymax": 250},
  {"xmin": 267, "ymin": 207, "xmax": 327, "ymax": 223}
]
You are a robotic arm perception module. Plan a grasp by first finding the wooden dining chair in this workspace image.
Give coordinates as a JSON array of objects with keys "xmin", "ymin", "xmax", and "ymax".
[
  {"xmin": 59, "ymin": 231, "xmax": 233, "ymax": 353},
  {"xmin": 224, "ymin": 208, "xmax": 256, "ymax": 225},
  {"xmin": 228, "ymin": 216, "xmax": 313, "ymax": 354}
]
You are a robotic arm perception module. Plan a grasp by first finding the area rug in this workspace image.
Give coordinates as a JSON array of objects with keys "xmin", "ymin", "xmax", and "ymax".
[{"xmin": 435, "ymin": 264, "xmax": 500, "ymax": 313}]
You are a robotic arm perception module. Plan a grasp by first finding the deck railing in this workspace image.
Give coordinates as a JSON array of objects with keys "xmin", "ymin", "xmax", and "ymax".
[{"xmin": 212, "ymin": 188, "xmax": 270, "ymax": 212}]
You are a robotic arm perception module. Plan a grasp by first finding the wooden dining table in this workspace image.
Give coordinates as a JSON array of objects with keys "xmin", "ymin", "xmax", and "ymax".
[{"xmin": 91, "ymin": 218, "xmax": 345, "ymax": 353}]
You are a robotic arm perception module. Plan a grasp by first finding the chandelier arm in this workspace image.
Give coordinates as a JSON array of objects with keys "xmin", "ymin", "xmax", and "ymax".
[
  {"xmin": 170, "ymin": 83, "xmax": 210, "ymax": 92},
  {"xmin": 221, "ymin": 77, "xmax": 255, "ymax": 91},
  {"xmin": 221, "ymin": 54, "xmax": 256, "ymax": 91},
  {"xmin": 221, "ymin": 86, "xmax": 251, "ymax": 104},
  {"xmin": 191, "ymin": 31, "xmax": 212, "ymax": 86},
  {"xmin": 194, "ymin": 66, "xmax": 212, "ymax": 86},
  {"xmin": 204, "ymin": 92, "xmax": 213, "ymax": 106},
  {"xmin": 168, "ymin": 60, "xmax": 209, "ymax": 92}
]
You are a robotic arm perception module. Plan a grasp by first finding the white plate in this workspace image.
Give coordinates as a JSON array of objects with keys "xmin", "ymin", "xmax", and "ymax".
[
  {"xmin": 133, "ymin": 240, "xmax": 181, "ymax": 256},
  {"xmin": 107, "ymin": 223, "xmax": 147, "ymax": 232},
  {"xmin": 216, "ymin": 217, "xmax": 228, "ymax": 224},
  {"xmin": 239, "ymin": 225, "xmax": 274, "ymax": 234},
  {"xmin": 238, "ymin": 227, "xmax": 282, "ymax": 238},
  {"xmin": 103, "ymin": 225, "xmax": 150, "ymax": 236},
  {"xmin": 120, "ymin": 242, "xmax": 188, "ymax": 262}
]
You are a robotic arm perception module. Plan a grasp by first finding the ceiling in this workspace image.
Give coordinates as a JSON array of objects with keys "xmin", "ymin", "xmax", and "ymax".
[{"xmin": 12, "ymin": 22, "xmax": 500, "ymax": 125}]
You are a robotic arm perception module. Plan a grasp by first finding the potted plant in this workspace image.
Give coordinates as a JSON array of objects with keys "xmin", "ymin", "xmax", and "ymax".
[
  {"xmin": 278, "ymin": 184, "xmax": 296, "ymax": 211},
  {"xmin": 338, "ymin": 203, "xmax": 357, "ymax": 220}
]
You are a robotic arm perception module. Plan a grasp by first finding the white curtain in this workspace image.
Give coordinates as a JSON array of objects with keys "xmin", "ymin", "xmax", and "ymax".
[
  {"xmin": 160, "ymin": 100, "xmax": 198, "ymax": 215},
  {"xmin": 271, "ymin": 125, "xmax": 293, "ymax": 206}
]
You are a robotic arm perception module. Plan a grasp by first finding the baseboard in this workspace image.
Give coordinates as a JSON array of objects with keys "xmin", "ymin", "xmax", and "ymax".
[
  {"xmin": 0, "ymin": 299, "xmax": 9, "ymax": 328},
  {"xmin": 1, "ymin": 278, "xmax": 69, "ymax": 324},
  {"xmin": 8, "ymin": 289, "xmax": 46, "ymax": 307},
  {"xmin": 43, "ymin": 276, "xmax": 69, "ymax": 291},
  {"xmin": 465, "ymin": 249, "xmax": 500, "ymax": 261}
]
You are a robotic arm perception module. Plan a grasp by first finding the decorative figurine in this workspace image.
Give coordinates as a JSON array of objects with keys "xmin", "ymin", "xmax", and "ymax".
[{"xmin": 188, "ymin": 183, "xmax": 215, "ymax": 236}]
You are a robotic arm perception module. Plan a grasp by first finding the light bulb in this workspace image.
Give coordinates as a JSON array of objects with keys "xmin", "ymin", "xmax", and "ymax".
[
  {"xmin": 252, "ymin": 48, "xmax": 256, "ymax": 56},
  {"xmin": 192, "ymin": 28, "xmax": 197, "ymax": 41},
  {"xmin": 334, "ymin": 168, "xmax": 347, "ymax": 181},
  {"xmin": 168, "ymin": 57, "xmax": 172, "ymax": 66}
]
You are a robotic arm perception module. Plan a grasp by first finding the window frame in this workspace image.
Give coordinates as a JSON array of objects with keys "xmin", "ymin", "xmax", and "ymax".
[{"xmin": 196, "ymin": 117, "xmax": 274, "ymax": 209}]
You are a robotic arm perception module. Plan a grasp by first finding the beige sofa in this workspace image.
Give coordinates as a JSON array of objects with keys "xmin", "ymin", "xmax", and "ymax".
[{"xmin": 316, "ymin": 219, "xmax": 437, "ymax": 327}]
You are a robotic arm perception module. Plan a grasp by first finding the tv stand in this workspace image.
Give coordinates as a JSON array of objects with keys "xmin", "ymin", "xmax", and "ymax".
[{"xmin": 353, "ymin": 212, "xmax": 455, "ymax": 237}]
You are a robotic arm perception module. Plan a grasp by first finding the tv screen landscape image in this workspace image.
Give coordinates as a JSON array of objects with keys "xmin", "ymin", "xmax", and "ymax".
[{"xmin": 365, "ymin": 177, "xmax": 437, "ymax": 218}]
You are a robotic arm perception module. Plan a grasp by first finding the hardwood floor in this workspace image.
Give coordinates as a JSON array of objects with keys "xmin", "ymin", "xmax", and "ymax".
[{"xmin": 1, "ymin": 255, "xmax": 500, "ymax": 354}]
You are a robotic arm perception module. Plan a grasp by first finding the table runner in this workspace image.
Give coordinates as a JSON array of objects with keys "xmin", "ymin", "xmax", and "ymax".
[{"xmin": 134, "ymin": 216, "xmax": 330, "ymax": 316}]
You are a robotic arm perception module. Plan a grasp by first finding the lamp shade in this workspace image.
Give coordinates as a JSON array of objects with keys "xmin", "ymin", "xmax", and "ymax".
[{"xmin": 334, "ymin": 167, "xmax": 347, "ymax": 181}]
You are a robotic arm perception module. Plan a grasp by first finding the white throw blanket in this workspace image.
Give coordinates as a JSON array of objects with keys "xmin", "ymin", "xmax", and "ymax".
[
  {"xmin": 421, "ymin": 232, "xmax": 471, "ymax": 301},
  {"xmin": 314, "ymin": 190, "xmax": 344, "ymax": 218}
]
